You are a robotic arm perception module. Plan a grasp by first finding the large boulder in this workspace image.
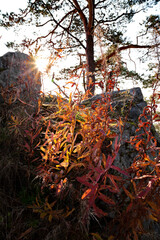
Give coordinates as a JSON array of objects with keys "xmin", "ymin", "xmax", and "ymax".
[
  {"xmin": 80, "ymin": 88, "xmax": 160, "ymax": 238},
  {"xmin": 0, "ymin": 51, "xmax": 41, "ymax": 113},
  {"xmin": 80, "ymin": 87, "xmax": 160, "ymax": 169}
]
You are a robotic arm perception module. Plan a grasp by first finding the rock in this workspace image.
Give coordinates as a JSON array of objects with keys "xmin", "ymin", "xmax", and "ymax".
[
  {"xmin": 81, "ymin": 87, "xmax": 160, "ymax": 238},
  {"xmin": 0, "ymin": 51, "xmax": 41, "ymax": 113},
  {"xmin": 81, "ymin": 87, "xmax": 160, "ymax": 169}
]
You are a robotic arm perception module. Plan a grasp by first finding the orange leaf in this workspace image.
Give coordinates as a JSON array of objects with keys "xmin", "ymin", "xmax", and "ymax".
[
  {"xmin": 135, "ymin": 140, "xmax": 142, "ymax": 150},
  {"xmin": 122, "ymin": 186, "xmax": 135, "ymax": 200},
  {"xmin": 81, "ymin": 189, "xmax": 91, "ymax": 199},
  {"xmin": 78, "ymin": 151, "xmax": 90, "ymax": 159}
]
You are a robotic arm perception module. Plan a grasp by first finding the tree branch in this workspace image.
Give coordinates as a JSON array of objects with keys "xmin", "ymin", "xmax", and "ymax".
[
  {"xmin": 96, "ymin": 43, "xmax": 160, "ymax": 65},
  {"xmin": 72, "ymin": 0, "xmax": 88, "ymax": 30},
  {"xmin": 88, "ymin": 0, "xmax": 94, "ymax": 31},
  {"xmin": 37, "ymin": 0, "xmax": 86, "ymax": 49},
  {"xmin": 71, "ymin": 43, "xmax": 160, "ymax": 72},
  {"xmin": 36, "ymin": 8, "xmax": 76, "ymax": 28},
  {"xmin": 36, "ymin": 19, "xmax": 53, "ymax": 27},
  {"xmin": 96, "ymin": 9, "xmax": 142, "ymax": 27}
]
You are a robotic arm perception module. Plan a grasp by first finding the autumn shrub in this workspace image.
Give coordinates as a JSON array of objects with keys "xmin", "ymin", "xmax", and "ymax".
[
  {"xmin": 27, "ymin": 91, "xmax": 160, "ymax": 240},
  {"xmin": 1, "ymin": 83, "xmax": 160, "ymax": 240}
]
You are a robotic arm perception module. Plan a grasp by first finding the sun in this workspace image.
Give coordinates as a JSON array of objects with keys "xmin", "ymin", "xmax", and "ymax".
[{"xmin": 35, "ymin": 56, "xmax": 49, "ymax": 73}]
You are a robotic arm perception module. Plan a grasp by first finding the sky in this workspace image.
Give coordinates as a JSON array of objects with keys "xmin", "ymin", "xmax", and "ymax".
[{"xmin": 0, "ymin": 0, "xmax": 160, "ymax": 103}]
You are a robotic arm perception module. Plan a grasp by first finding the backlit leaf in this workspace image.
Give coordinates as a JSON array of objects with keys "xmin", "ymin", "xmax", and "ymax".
[
  {"xmin": 81, "ymin": 189, "xmax": 92, "ymax": 199},
  {"xmin": 78, "ymin": 151, "xmax": 91, "ymax": 159}
]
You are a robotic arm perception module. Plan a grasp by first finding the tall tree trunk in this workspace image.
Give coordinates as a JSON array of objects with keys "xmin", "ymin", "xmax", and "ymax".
[
  {"xmin": 86, "ymin": 32, "xmax": 95, "ymax": 96},
  {"xmin": 85, "ymin": 0, "xmax": 95, "ymax": 96}
]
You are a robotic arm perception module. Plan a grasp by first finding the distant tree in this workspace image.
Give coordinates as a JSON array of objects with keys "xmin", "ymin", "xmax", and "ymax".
[{"xmin": 0, "ymin": 0, "xmax": 160, "ymax": 95}]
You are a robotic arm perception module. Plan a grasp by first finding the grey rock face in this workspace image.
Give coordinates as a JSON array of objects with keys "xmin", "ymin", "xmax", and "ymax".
[
  {"xmin": 0, "ymin": 51, "xmax": 41, "ymax": 110},
  {"xmin": 81, "ymin": 88, "xmax": 160, "ymax": 238},
  {"xmin": 81, "ymin": 87, "xmax": 160, "ymax": 169}
]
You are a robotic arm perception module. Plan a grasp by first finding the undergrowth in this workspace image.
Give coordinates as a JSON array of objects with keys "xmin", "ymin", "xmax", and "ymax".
[{"xmin": 0, "ymin": 87, "xmax": 160, "ymax": 240}]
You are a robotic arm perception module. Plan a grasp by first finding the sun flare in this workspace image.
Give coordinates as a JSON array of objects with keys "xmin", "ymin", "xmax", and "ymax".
[{"xmin": 35, "ymin": 56, "xmax": 49, "ymax": 73}]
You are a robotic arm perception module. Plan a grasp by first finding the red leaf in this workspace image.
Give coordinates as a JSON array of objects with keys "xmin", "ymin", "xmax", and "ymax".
[
  {"xmin": 105, "ymin": 154, "xmax": 116, "ymax": 171},
  {"xmin": 24, "ymin": 142, "xmax": 31, "ymax": 152},
  {"xmin": 92, "ymin": 203, "xmax": 108, "ymax": 217},
  {"xmin": 106, "ymin": 185, "xmax": 119, "ymax": 193},
  {"xmin": 111, "ymin": 165, "xmax": 129, "ymax": 177},
  {"xmin": 114, "ymin": 136, "xmax": 120, "ymax": 152},
  {"xmin": 126, "ymin": 202, "xmax": 133, "ymax": 213},
  {"xmin": 33, "ymin": 127, "xmax": 42, "ymax": 140},
  {"xmin": 108, "ymin": 175, "xmax": 120, "ymax": 193},
  {"xmin": 98, "ymin": 192, "xmax": 116, "ymax": 205},
  {"xmin": 77, "ymin": 175, "xmax": 93, "ymax": 188}
]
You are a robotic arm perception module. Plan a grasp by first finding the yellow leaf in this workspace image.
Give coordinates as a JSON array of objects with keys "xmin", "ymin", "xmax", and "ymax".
[
  {"xmin": 147, "ymin": 201, "xmax": 158, "ymax": 211},
  {"xmin": 64, "ymin": 208, "xmax": 75, "ymax": 218},
  {"xmin": 49, "ymin": 214, "xmax": 53, "ymax": 222},
  {"xmin": 119, "ymin": 117, "xmax": 123, "ymax": 126},
  {"xmin": 46, "ymin": 201, "xmax": 52, "ymax": 210},
  {"xmin": 40, "ymin": 146, "xmax": 46, "ymax": 152},
  {"xmin": 60, "ymin": 161, "xmax": 69, "ymax": 168},
  {"xmin": 149, "ymin": 214, "xmax": 158, "ymax": 222},
  {"xmin": 60, "ymin": 151, "xmax": 69, "ymax": 168},
  {"xmin": 36, "ymin": 197, "xmax": 40, "ymax": 207},
  {"xmin": 69, "ymin": 92, "xmax": 72, "ymax": 104},
  {"xmin": 91, "ymin": 233, "xmax": 103, "ymax": 240},
  {"xmin": 78, "ymin": 151, "xmax": 90, "ymax": 160}
]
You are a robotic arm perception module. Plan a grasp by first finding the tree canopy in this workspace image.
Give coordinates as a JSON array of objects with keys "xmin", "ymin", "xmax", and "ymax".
[{"xmin": 0, "ymin": 0, "xmax": 160, "ymax": 95}]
